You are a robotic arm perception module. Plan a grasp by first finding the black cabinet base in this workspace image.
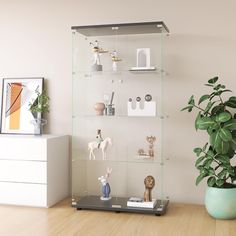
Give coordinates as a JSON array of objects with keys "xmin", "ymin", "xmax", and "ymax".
[{"xmin": 73, "ymin": 195, "xmax": 169, "ymax": 216}]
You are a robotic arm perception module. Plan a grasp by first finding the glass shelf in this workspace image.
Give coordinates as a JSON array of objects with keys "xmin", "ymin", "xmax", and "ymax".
[
  {"xmin": 72, "ymin": 114, "xmax": 167, "ymax": 119},
  {"xmin": 72, "ymin": 69, "xmax": 168, "ymax": 79},
  {"xmin": 72, "ymin": 157, "xmax": 163, "ymax": 165}
]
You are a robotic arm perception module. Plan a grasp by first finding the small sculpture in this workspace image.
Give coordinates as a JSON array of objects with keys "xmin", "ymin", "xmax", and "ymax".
[
  {"xmin": 110, "ymin": 50, "xmax": 122, "ymax": 72},
  {"xmin": 96, "ymin": 129, "xmax": 103, "ymax": 148},
  {"xmin": 145, "ymin": 94, "xmax": 152, "ymax": 102},
  {"xmin": 146, "ymin": 136, "xmax": 156, "ymax": 158},
  {"xmin": 144, "ymin": 175, "xmax": 155, "ymax": 202},
  {"xmin": 90, "ymin": 40, "xmax": 108, "ymax": 71},
  {"xmin": 98, "ymin": 167, "xmax": 112, "ymax": 200},
  {"xmin": 138, "ymin": 149, "xmax": 145, "ymax": 156},
  {"xmin": 127, "ymin": 95, "xmax": 156, "ymax": 117},
  {"xmin": 130, "ymin": 48, "xmax": 156, "ymax": 71},
  {"xmin": 88, "ymin": 130, "xmax": 112, "ymax": 160},
  {"xmin": 137, "ymin": 135, "xmax": 156, "ymax": 159}
]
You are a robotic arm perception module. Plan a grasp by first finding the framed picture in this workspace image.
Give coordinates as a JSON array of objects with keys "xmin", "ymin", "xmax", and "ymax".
[{"xmin": 0, "ymin": 78, "xmax": 44, "ymax": 134}]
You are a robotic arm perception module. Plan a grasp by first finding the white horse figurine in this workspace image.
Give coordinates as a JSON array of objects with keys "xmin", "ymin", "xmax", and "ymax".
[{"xmin": 88, "ymin": 137, "xmax": 112, "ymax": 160}]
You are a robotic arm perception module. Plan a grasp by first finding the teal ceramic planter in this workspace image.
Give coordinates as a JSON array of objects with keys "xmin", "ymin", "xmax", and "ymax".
[{"xmin": 205, "ymin": 186, "xmax": 236, "ymax": 219}]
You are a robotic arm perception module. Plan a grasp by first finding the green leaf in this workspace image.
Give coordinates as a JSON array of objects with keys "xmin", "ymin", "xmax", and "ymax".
[
  {"xmin": 205, "ymin": 83, "xmax": 214, "ymax": 87},
  {"xmin": 230, "ymin": 138, "xmax": 236, "ymax": 150},
  {"xmin": 196, "ymin": 173, "xmax": 206, "ymax": 186},
  {"xmin": 227, "ymin": 167, "xmax": 235, "ymax": 176},
  {"xmin": 207, "ymin": 177, "xmax": 216, "ymax": 187},
  {"xmin": 229, "ymin": 96, "xmax": 236, "ymax": 102},
  {"xmin": 223, "ymin": 119, "xmax": 236, "ymax": 131},
  {"xmin": 200, "ymin": 167, "xmax": 210, "ymax": 176},
  {"xmin": 202, "ymin": 143, "xmax": 208, "ymax": 152},
  {"xmin": 232, "ymin": 130, "xmax": 236, "ymax": 138},
  {"xmin": 216, "ymin": 154, "xmax": 230, "ymax": 164},
  {"xmin": 181, "ymin": 105, "xmax": 193, "ymax": 112},
  {"xmin": 195, "ymin": 156, "xmax": 205, "ymax": 167},
  {"xmin": 210, "ymin": 131, "xmax": 221, "ymax": 148},
  {"xmin": 198, "ymin": 94, "xmax": 210, "ymax": 105},
  {"xmin": 188, "ymin": 95, "xmax": 195, "ymax": 105},
  {"xmin": 225, "ymin": 101, "xmax": 236, "ymax": 108},
  {"xmin": 219, "ymin": 128, "xmax": 232, "ymax": 142},
  {"xmin": 203, "ymin": 159, "xmax": 213, "ymax": 168},
  {"xmin": 216, "ymin": 179, "xmax": 225, "ymax": 187},
  {"xmin": 216, "ymin": 112, "xmax": 232, "ymax": 123},
  {"xmin": 207, "ymin": 149, "xmax": 214, "ymax": 158},
  {"xmin": 215, "ymin": 140, "xmax": 229, "ymax": 154},
  {"xmin": 207, "ymin": 123, "xmax": 220, "ymax": 135},
  {"xmin": 227, "ymin": 147, "xmax": 235, "ymax": 158},
  {"xmin": 208, "ymin": 77, "xmax": 218, "ymax": 84},
  {"xmin": 195, "ymin": 112, "xmax": 201, "ymax": 131},
  {"xmin": 196, "ymin": 165, "xmax": 204, "ymax": 170},
  {"xmin": 204, "ymin": 102, "xmax": 215, "ymax": 114},
  {"xmin": 211, "ymin": 131, "xmax": 229, "ymax": 154},
  {"xmin": 208, "ymin": 167, "xmax": 215, "ymax": 175},
  {"xmin": 193, "ymin": 147, "xmax": 202, "ymax": 157},
  {"xmin": 196, "ymin": 117, "xmax": 215, "ymax": 130},
  {"xmin": 211, "ymin": 105, "xmax": 225, "ymax": 115},
  {"xmin": 218, "ymin": 169, "xmax": 228, "ymax": 179},
  {"xmin": 214, "ymin": 84, "xmax": 222, "ymax": 91}
]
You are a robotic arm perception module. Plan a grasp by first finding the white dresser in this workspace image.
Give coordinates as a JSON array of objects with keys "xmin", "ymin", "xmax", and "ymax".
[{"xmin": 0, "ymin": 135, "xmax": 69, "ymax": 207}]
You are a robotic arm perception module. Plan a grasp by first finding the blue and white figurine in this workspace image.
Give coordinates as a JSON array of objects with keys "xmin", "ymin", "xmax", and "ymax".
[{"xmin": 98, "ymin": 167, "xmax": 112, "ymax": 200}]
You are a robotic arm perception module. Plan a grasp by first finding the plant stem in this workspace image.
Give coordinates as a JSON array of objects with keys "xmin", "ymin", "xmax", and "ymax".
[
  {"xmin": 218, "ymin": 95, "xmax": 224, "ymax": 104},
  {"xmin": 203, "ymin": 151, "xmax": 220, "ymax": 165},
  {"xmin": 193, "ymin": 104, "xmax": 211, "ymax": 116}
]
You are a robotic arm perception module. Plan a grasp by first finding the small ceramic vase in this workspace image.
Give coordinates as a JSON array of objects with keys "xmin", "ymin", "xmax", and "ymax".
[
  {"xmin": 102, "ymin": 183, "xmax": 111, "ymax": 198},
  {"xmin": 94, "ymin": 102, "xmax": 105, "ymax": 115}
]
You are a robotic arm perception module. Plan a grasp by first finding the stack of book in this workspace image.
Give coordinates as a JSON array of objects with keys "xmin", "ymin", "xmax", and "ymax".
[{"xmin": 127, "ymin": 197, "xmax": 157, "ymax": 208}]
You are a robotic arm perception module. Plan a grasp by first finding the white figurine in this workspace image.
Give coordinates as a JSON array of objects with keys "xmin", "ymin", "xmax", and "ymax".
[
  {"xmin": 91, "ymin": 41, "xmax": 101, "ymax": 65},
  {"xmin": 88, "ymin": 137, "xmax": 112, "ymax": 160},
  {"xmin": 98, "ymin": 167, "xmax": 112, "ymax": 200},
  {"xmin": 110, "ymin": 50, "xmax": 122, "ymax": 72},
  {"xmin": 90, "ymin": 40, "xmax": 108, "ymax": 71}
]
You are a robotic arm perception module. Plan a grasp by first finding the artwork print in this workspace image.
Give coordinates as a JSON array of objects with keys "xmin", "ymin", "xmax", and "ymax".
[{"xmin": 0, "ymin": 78, "xmax": 44, "ymax": 134}]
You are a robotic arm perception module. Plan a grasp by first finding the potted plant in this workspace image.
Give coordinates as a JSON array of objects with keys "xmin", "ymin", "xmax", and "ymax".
[
  {"xmin": 182, "ymin": 76, "xmax": 236, "ymax": 219},
  {"xmin": 29, "ymin": 88, "xmax": 50, "ymax": 135}
]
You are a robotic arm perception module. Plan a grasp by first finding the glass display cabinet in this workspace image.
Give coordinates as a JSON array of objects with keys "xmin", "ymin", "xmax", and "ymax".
[{"xmin": 71, "ymin": 22, "xmax": 170, "ymax": 216}]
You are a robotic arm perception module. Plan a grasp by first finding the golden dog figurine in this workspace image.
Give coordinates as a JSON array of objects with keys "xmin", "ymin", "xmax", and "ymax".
[{"xmin": 144, "ymin": 175, "xmax": 155, "ymax": 202}]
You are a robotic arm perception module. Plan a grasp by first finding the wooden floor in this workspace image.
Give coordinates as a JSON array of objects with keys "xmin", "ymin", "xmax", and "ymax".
[{"xmin": 0, "ymin": 199, "xmax": 235, "ymax": 236}]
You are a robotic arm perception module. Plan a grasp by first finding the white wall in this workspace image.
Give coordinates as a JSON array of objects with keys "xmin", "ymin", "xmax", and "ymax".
[{"xmin": 0, "ymin": 0, "xmax": 236, "ymax": 204}]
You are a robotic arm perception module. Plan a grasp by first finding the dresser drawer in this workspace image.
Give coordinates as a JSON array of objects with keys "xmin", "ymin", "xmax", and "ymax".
[
  {"xmin": 0, "ymin": 182, "xmax": 47, "ymax": 207},
  {"xmin": 0, "ymin": 160, "xmax": 46, "ymax": 184},
  {"xmin": 0, "ymin": 137, "xmax": 46, "ymax": 161}
]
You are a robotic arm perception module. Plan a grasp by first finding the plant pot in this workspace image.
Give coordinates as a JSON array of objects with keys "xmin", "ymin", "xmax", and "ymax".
[{"xmin": 205, "ymin": 186, "xmax": 236, "ymax": 219}]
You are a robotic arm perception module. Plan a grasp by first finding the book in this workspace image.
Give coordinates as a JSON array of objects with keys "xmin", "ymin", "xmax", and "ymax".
[{"xmin": 127, "ymin": 198, "xmax": 157, "ymax": 208}]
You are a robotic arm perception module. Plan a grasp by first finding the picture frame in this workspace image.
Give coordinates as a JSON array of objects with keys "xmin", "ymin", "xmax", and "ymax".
[{"xmin": 0, "ymin": 77, "xmax": 44, "ymax": 134}]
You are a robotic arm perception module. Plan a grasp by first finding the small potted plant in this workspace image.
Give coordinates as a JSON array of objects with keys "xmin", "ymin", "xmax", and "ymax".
[
  {"xmin": 182, "ymin": 77, "xmax": 236, "ymax": 219},
  {"xmin": 29, "ymin": 88, "xmax": 50, "ymax": 135}
]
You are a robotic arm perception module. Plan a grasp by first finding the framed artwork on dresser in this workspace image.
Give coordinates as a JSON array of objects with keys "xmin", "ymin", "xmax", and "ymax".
[{"xmin": 0, "ymin": 77, "xmax": 44, "ymax": 134}]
